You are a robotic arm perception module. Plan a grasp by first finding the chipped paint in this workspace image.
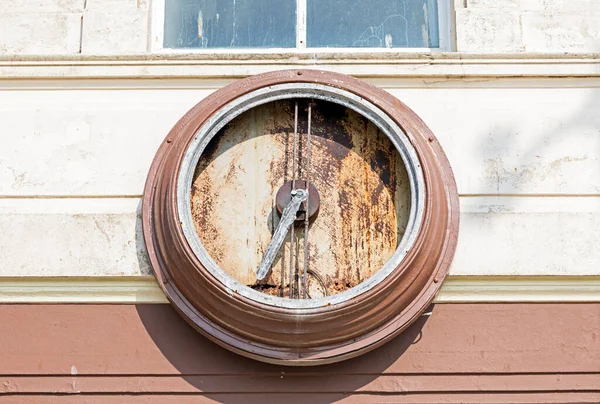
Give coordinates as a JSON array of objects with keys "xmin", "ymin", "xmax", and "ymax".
[{"xmin": 190, "ymin": 99, "xmax": 411, "ymax": 297}]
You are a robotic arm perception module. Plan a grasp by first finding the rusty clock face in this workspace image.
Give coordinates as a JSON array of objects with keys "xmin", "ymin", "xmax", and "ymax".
[{"xmin": 177, "ymin": 83, "xmax": 425, "ymax": 308}]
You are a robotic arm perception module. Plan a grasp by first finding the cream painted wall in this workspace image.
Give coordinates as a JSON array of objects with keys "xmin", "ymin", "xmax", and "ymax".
[
  {"xmin": 456, "ymin": 0, "xmax": 600, "ymax": 52},
  {"xmin": 0, "ymin": 0, "xmax": 599, "ymax": 301},
  {"xmin": 0, "ymin": 72, "xmax": 599, "ymax": 279},
  {"xmin": 0, "ymin": 0, "xmax": 149, "ymax": 55}
]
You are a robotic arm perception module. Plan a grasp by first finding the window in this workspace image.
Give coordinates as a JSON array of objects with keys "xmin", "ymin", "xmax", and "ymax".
[{"xmin": 157, "ymin": 0, "xmax": 451, "ymax": 51}]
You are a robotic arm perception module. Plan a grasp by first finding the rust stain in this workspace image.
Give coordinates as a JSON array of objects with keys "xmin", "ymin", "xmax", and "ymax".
[{"xmin": 190, "ymin": 99, "xmax": 410, "ymax": 297}]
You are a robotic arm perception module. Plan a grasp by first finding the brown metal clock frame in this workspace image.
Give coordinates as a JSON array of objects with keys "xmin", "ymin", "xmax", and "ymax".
[{"xmin": 142, "ymin": 69, "xmax": 459, "ymax": 365}]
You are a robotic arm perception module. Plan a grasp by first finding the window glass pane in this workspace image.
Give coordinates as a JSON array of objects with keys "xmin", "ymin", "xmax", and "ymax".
[
  {"xmin": 164, "ymin": 0, "xmax": 296, "ymax": 49},
  {"xmin": 307, "ymin": 0, "xmax": 439, "ymax": 48}
]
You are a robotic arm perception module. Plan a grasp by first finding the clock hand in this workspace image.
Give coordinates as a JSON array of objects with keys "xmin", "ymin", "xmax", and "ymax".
[{"xmin": 256, "ymin": 189, "xmax": 308, "ymax": 281}]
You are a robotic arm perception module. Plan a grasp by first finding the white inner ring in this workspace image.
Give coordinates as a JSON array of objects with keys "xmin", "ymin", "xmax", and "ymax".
[{"xmin": 177, "ymin": 83, "xmax": 426, "ymax": 310}]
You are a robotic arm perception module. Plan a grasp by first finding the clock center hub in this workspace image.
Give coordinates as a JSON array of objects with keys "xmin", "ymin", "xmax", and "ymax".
[{"xmin": 275, "ymin": 180, "xmax": 320, "ymax": 222}]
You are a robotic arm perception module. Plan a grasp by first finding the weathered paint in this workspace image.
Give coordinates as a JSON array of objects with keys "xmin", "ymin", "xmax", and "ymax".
[
  {"xmin": 3, "ymin": 195, "xmax": 600, "ymax": 278},
  {"xmin": 3, "ymin": 0, "xmax": 600, "ymax": 55},
  {"xmin": 190, "ymin": 99, "xmax": 410, "ymax": 296},
  {"xmin": 0, "ymin": 0, "xmax": 598, "ymax": 400},
  {"xmin": 2, "ymin": 77, "xmax": 599, "ymax": 197},
  {"xmin": 142, "ymin": 70, "xmax": 459, "ymax": 364}
]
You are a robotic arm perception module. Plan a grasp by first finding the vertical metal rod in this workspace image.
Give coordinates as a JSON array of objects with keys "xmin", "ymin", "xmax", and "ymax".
[
  {"xmin": 289, "ymin": 101, "xmax": 299, "ymax": 299},
  {"xmin": 302, "ymin": 103, "xmax": 312, "ymax": 298},
  {"xmin": 289, "ymin": 222, "xmax": 296, "ymax": 299},
  {"xmin": 278, "ymin": 196, "xmax": 284, "ymax": 297},
  {"xmin": 292, "ymin": 102, "xmax": 298, "ymax": 191}
]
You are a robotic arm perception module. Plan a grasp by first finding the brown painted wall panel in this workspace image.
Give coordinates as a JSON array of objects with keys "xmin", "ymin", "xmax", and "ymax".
[
  {"xmin": 1, "ymin": 374, "xmax": 600, "ymax": 393},
  {"xmin": 2, "ymin": 394, "xmax": 600, "ymax": 404},
  {"xmin": 0, "ymin": 303, "xmax": 598, "ymax": 402},
  {"xmin": 0, "ymin": 304, "xmax": 598, "ymax": 375}
]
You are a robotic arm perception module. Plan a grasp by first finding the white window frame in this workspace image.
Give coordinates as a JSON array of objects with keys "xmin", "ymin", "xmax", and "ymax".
[{"xmin": 151, "ymin": 0, "xmax": 454, "ymax": 53}]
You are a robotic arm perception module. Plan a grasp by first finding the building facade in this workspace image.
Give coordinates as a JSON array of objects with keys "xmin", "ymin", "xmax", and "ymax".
[{"xmin": 0, "ymin": 0, "xmax": 599, "ymax": 402}]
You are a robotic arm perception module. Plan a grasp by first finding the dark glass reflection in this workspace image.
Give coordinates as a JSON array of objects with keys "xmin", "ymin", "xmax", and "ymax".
[
  {"xmin": 164, "ymin": 0, "xmax": 296, "ymax": 48},
  {"xmin": 307, "ymin": 0, "xmax": 439, "ymax": 48}
]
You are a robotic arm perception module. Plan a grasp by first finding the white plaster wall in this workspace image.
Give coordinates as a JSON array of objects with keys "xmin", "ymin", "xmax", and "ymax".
[
  {"xmin": 2, "ymin": 80, "xmax": 599, "ymax": 196},
  {"xmin": 0, "ymin": 0, "xmax": 599, "ymax": 285},
  {"xmin": 456, "ymin": 0, "xmax": 600, "ymax": 52},
  {"xmin": 0, "ymin": 0, "xmax": 149, "ymax": 55},
  {"xmin": 0, "ymin": 75, "xmax": 599, "ymax": 277}
]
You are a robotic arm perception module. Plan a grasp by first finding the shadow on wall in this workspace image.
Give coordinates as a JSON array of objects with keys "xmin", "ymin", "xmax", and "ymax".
[
  {"xmin": 134, "ymin": 200, "xmax": 433, "ymax": 402},
  {"xmin": 135, "ymin": 303, "xmax": 433, "ymax": 403}
]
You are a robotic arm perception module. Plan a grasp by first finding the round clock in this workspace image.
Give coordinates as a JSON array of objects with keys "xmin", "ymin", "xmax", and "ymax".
[{"xmin": 142, "ymin": 70, "xmax": 459, "ymax": 365}]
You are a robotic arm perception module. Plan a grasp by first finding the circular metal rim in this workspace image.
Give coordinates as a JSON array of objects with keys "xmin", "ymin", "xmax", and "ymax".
[{"xmin": 176, "ymin": 83, "xmax": 426, "ymax": 309}]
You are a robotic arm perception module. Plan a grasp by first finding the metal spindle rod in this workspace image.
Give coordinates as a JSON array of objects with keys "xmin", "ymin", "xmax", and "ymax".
[
  {"xmin": 302, "ymin": 103, "xmax": 312, "ymax": 298},
  {"xmin": 289, "ymin": 101, "xmax": 299, "ymax": 299}
]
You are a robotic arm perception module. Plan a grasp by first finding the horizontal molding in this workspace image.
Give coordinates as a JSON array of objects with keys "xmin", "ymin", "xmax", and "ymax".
[
  {"xmin": 0, "ymin": 373, "xmax": 599, "ymax": 394},
  {"xmin": 0, "ymin": 276, "xmax": 598, "ymax": 304},
  {"xmin": 0, "ymin": 277, "xmax": 167, "ymax": 303},
  {"xmin": 0, "ymin": 53, "xmax": 599, "ymax": 79},
  {"xmin": 438, "ymin": 276, "xmax": 600, "ymax": 303}
]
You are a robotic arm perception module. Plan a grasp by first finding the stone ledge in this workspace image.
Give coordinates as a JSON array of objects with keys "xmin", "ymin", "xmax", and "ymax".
[
  {"xmin": 0, "ymin": 53, "xmax": 599, "ymax": 78},
  {"xmin": 0, "ymin": 276, "xmax": 597, "ymax": 303}
]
